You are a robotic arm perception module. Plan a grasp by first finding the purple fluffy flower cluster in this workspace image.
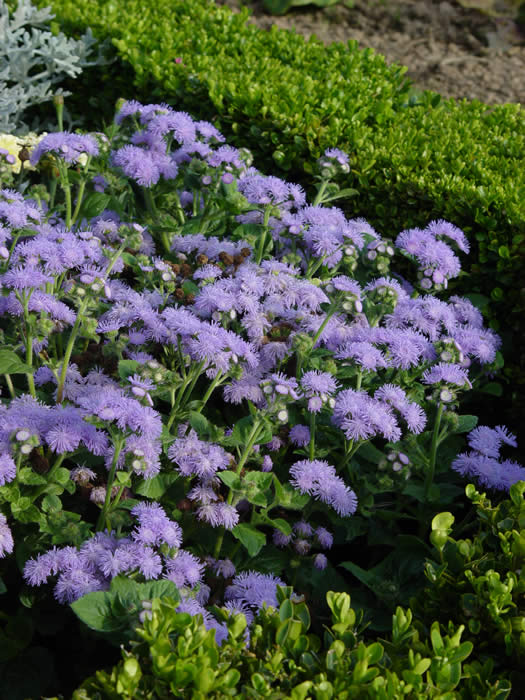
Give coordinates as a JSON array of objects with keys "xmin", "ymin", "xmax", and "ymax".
[
  {"xmin": 273, "ymin": 521, "xmax": 333, "ymax": 570},
  {"xmin": 0, "ymin": 395, "xmax": 108, "ymax": 471},
  {"xmin": 452, "ymin": 426, "xmax": 525, "ymax": 491},
  {"xmin": 30, "ymin": 132, "xmax": 99, "ymax": 166},
  {"xmin": 300, "ymin": 370, "xmax": 338, "ymax": 413},
  {"xmin": 0, "ymin": 188, "xmax": 43, "ymax": 236},
  {"xmin": 168, "ymin": 430, "xmax": 239, "ymax": 530},
  {"xmin": 112, "ymin": 101, "xmax": 250, "ymax": 189},
  {"xmin": 225, "ymin": 570, "xmax": 285, "ymax": 611},
  {"xmin": 395, "ymin": 220, "xmax": 469, "ymax": 292},
  {"xmin": 23, "ymin": 503, "xmax": 192, "ymax": 603},
  {"xmin": 332, "ymin": 387, "xmax": 425, "ymax": 443},
  {"xmin": 289, "ymin": 459, "xmax": 358, "ymax": 516}
]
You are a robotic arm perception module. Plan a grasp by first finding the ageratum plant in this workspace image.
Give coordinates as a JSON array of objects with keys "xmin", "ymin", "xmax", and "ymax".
[{"xmin": 0, "ymin": 100, "xmax": 523, "ymax": 694}]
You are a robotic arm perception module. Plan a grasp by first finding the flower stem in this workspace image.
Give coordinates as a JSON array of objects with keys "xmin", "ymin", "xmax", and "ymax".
[
  {"xmin": 96, "ymin": 436, "xmax": 125, "ymax": 532},
  {"xmin": 424, "ymin": 402, "xmax": 444, "ymax": 501},
  {"xmin": 58, "ymin": 163, "xmax": 72, "ymax": 229},
  {"xmin": 312, "ymin": 180, "xmax": 329, "ymax": 206},
  {"xmin": 254, "ymin": 206, "xmax": 272, "ymax": 265},
  {"xmin": 296, "ymin": 299, "xmax": 340, "ymax": 378},
  {"xmin": 71, "ymin": 178, "xmax": 87, "ymax": 227},
  {"xmin": 22, "ymin": 294, "xmax": 36, "ymax": 398},
  {"xmin": 309, "ymin": 413, "xmax": 316, "ymax": 461},
  {"xmin": 4, "ymin": 374, "xmax": 15, "ymax": 399},
  {"xmin": 194, "ymin": 371, "xmax": 225, "ymax": 414},
  {"xmin": 233, "ymin": 420, "xmax": 263, "ymax": 479},
  {"xmin": 56, "ymin": 296, "xmax": 89, "ymax": 403}
]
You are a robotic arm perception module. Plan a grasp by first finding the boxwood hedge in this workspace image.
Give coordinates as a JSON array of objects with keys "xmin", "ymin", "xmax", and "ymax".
[{"xmin": 38, "ymin": 0, "xmax": 525, "ymax": 434}]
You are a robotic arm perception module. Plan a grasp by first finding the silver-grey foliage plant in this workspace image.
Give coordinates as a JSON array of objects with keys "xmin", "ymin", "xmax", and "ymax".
[{"xmin": 0, "ymin": 0, "xmax": 104, "ymax": 134}]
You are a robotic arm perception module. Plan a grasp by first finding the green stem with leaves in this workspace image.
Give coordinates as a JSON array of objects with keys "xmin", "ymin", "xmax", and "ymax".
[
  {"xmin": 213, "ymin": 419, "xmax": 264, "ymax": 559},
  {"xmin": 296, "ymin": 297, "xmax": 341, "ymax": 378}
]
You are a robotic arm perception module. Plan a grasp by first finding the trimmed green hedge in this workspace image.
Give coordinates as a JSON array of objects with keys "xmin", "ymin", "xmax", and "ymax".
[{"xmin": 40, "ymin": 0, "xmax": 525, "ymax": 429}]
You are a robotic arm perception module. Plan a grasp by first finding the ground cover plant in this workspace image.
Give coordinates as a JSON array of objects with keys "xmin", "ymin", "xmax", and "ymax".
[
  {"xmin": 34, "ymin": 0, "xmax": 525, "ymax": 437},
  {"xmin": 0, "ymin": 96, "xmax": 523, "ymax": 697}
]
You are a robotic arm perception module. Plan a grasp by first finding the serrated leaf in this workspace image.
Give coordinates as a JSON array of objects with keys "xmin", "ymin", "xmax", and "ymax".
[
  {"xmin": 244, "ymin": 472, "xmax": 273, "ymax": 491},
  {"xmin": 41, "ymin": 494, "xmax": 62, "ymax": 512},
  {"xmin": 17, "ymin": 468, "xmax": 47, "ymax": 486}
]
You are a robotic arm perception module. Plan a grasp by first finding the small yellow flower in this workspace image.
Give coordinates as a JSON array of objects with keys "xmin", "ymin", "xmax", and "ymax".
[{"xmin": 0, "ymin": 132, "xmax": 47, "ymax": 174}]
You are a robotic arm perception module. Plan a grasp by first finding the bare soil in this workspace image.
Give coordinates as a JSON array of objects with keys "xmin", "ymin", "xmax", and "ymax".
[{"xmin": 217, "ymin": 0, "xmax": 525, "ymax": 105}]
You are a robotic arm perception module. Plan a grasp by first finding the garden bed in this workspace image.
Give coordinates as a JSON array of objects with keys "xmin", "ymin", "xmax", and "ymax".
[{"xmin": 217, "ymin": 0, "xmax": 525, "ymax": 105}]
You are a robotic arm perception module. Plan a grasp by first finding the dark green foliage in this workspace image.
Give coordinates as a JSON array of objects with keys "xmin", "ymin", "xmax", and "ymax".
[
  {"xmin": 39, "ymin": 0, "xmax": 525, "ymax": 434},
  {"xmin": 412, "ymin": 482, "xmax": 525, "ymax": 686},
  {"xmin": 73, "ymin": 586, "xmax": 510, "ymax": 699}
]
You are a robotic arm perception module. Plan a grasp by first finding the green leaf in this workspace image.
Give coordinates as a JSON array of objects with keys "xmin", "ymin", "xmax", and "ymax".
[
  {"xmin": 182, "ymin": 280, "xmax": 200, "ymax": 296},
  {"xmin": 224, "ymin": 416, "xmax": 272, "ymax": 447},
  {"xmin": 17, "ymin": 468, "xmax": 47, "ymax": 486},
  {"xmin": 339, "ymin": 561, "xmax": 381, "ymax": 592},
  {"xmin": 244, "ymin": 472, "xmax": 273, "ymax": 491},
  {"xmin": 356, "ymin": 442, "xmax": 385, "ymax": 464},
  {"xmin": 71, "ymin": 591, "xmax": 121, "ymax": 634},
  {"xmin": 454, "ymin": 415, "xmax": 478, "ymax": 433},
  {"xmin": 232, "ymin": 524, "xmax": 266, "ymax": 557},
  {"xmin": 218, "ymin": 471, "xmax": 242, "ymax": 490},
  {"xmin": 53, "ymin": 467, "xmax": 72, "ymax": 486},
  {"xmin": 11, "ymin": 504, "xmax": 41, "ymax": 523},
  {"xmin": 188, "ymin": 411, "xmax": 211, "ymax": 438},
  {"xmin": 431, "ymin": 512, "xmax": 455, "ymax": 531},
  {"xmin": 41, "ymin": 494, "xmax": 62, "ymax": 512},
  {"xmin": 134, "ymin": 472, "xmax": 178, "ymax": 499},
  {"xmin": 117, "ymin": 360, "xmax": 140, "ymax": 380},
  {"xmin": 268, "ymin": 518, "xmax": 292, "ymax": 536},
  {"xmin": 77, "ymin": 192, "xmax": 111, "ymax": 219},
  {"xmin": 272, "ymin": 477, "xmax": 310, "ymax": 510},
  {"xmin": 321, "ymin": 187, "xmax": 359, "ymax": 203},
  {"xmin": 0, "ymin": 350, "xmax": 33, "ymax": 375},
  {"xmin": 71, "ymin": 577, "xmax": 179, "ymax": 638},
  {"xmin": 479, "ymin": 382, "xmax": 503, "ymax": 397}
]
